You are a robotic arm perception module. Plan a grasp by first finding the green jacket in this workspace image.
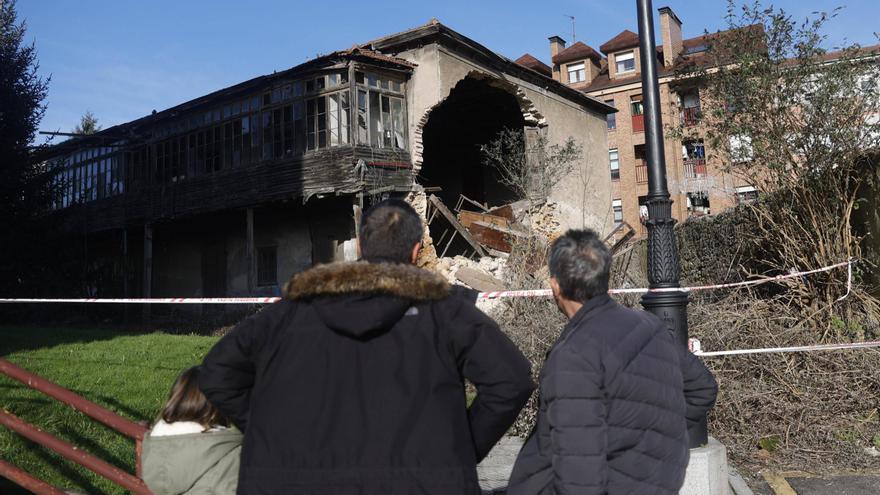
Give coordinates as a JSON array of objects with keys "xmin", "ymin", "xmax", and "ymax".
[{"xmin": 142, "ymin": 428, "xmax": 242, "ymax": 495}]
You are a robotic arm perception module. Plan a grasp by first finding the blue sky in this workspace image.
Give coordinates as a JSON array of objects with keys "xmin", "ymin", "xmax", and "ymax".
[{"xmin": 18, "ymin": 0, "xmax": 879, "ymax": 136}]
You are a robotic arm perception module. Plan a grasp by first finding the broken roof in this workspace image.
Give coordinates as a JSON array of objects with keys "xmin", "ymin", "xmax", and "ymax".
[
  {"xmin": 553, "ymin": 41, "xmax": 602, "ymax": 65},
  {"xmin": 515, "ymin": 54, "xmax": 552, "ymax": 77},
  {"xmin": 363, "ymin": 19, "xmax": 614, "ymax": 115},
  {"xmin": 599, "ymin": 30, "xmax": 641, "ymax": 55}
]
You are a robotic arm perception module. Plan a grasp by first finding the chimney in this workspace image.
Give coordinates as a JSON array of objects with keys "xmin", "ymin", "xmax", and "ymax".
[
  {"xmin": 549, "ymin": 35, "xmax": 567, "ymax": 58},
  {"xmin": 548, "ymin": 36, "xmax": 567, "ymax": 82},
  {"xmin": 659, "ymin": 7, "xmax": 683, "ymax": 67}
]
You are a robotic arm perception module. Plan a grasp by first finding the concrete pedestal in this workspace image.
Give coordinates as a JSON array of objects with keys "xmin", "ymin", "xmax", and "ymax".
[{"xmin": 680, "ymin": 436, "xmax": 729, "ymax": 495}]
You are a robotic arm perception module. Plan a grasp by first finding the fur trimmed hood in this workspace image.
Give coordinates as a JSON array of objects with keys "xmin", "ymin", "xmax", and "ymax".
[
  {"xmin": 285, "ymin": 261, "xmax": 450, "ymax": 301},
  {"xmin": 284, "ymin": 262, "xmax": 450, "ymax": 339}
]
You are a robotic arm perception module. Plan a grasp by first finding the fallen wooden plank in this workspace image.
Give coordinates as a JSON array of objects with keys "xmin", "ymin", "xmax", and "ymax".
[
  {"xmin": 455, "ymin": 267, "xmax": 506, "ymax": 292},
  {"xmin": 466, "ymin": 222, "xmax": 517, "ymax": 252},
  {"xmin": 459, "ymin": 210, "xmax": 514, "ymax": 231},
  {"xmin": 427, "ymin": 195, "xmax": 488, "ymax": 257}
]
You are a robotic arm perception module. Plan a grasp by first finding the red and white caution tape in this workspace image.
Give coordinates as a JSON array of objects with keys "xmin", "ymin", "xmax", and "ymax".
[
  {"xmin": 476, "ymin": 259, "xmax": 852, "ymax": 299},
  {"xmin": 689, "ymin": 337, "xmax": 880, "ymax": 357},
  {"xmin": 0, "ymin": 297, "xmax": 282, "ymax": 305},
  {"xmin": 0, "ymin": 260, "xmax": 853, "ymax": 304}
]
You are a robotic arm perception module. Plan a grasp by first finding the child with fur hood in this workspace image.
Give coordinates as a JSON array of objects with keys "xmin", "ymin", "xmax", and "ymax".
[{"xmin": 142, "ymin": 366, "xmax": 242, "ymax": 495}]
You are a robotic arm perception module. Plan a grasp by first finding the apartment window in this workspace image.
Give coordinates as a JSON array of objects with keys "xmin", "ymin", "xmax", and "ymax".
[
  {"xmin": 631, "ymin": 95, "xmax": 644, "ymax": 133},
  {"xmin": 609, "ymin": 149, "xmax": 620, "ymax": 180},
  {"xmin": 736, "ymin": 185, "xmax": 758, "ymax": 203},
  {"xmin": 257, "ymin": 246, "xmax": 278, "ymax": 287},
  {"xmin": 567, "ymin": 62, "xmax": 586, "ymax": 83},
  {"xmin": 682, "ymin": 139, "xmax": 706, "ymax": 178},
  {"xmin": 634, "ymin": 144, "xmax": 648, "ymax": 183},
  {"xmin": 687, "ymin": 192, "xmax": 710, "ymax": 216},
  {"xmin": 638, "ymin": 195, "xmax": 649, "ymax": 230},
  {"xmin": 680, "ymin": 89, "xmax": 702, "ymax": 126},
  {"xmin": 612, "ymin": 199, "xmax": 623, "ymax": 226},
  {"xmin": 616, "ymin": 51, "xmax": 635, "ymax": 74},
  {"xmin": 729, "ymin": 134, "xmax": 753, "ymax": 163},
  {"xmin": 605, "ymin": 99, "xmax": 616, "ymax": 130},
  {"xmin": 630, "ymin": 95, "xmax": 644, "ymax": 117}
]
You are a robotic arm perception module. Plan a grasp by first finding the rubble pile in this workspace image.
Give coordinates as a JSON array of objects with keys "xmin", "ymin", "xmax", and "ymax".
[
  {"xmin": 525, "ymin": 200, "xmax": 563, "ymax": 241},
  {"xmin": 414, "ymin": 192, "xmax": 564, "ymax": 314}
]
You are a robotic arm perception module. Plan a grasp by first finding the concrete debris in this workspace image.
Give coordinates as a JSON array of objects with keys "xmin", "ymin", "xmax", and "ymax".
[{"xmin": 526, "ymin": 200, "xmax": 563, "ymax": 242}]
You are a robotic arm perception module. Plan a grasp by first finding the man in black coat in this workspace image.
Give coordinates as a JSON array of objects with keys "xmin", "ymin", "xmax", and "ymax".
[
  {"xmin": 199, "ymin": 199, "xmax": 534, "ymax": 495},
  {"xmin": 508, "ymin": 229, "xmax": 717, "ymax": 495}
]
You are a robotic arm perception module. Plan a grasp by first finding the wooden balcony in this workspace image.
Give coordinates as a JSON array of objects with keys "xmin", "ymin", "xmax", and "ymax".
[
  {"xmin": 681, "ymin": 106, "xmax": 702, "ymax": 127},
  {"xmin": 683, "ymin": 158, "xmax": 707, "ymax": 178},
  {"xmin": 632, "ymin": 114, "xmax": 645, "ymax": 133}
]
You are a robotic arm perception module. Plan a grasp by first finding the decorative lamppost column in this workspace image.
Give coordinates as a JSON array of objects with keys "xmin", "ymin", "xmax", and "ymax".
[{"xmin": 635, "ymin": 0, "xmax": 707, "ymax": 447}]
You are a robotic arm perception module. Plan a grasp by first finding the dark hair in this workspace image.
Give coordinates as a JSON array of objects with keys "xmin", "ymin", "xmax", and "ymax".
[
  {"xmin": 548, "ymin": 229, "xmax": 612, "ymax": 304},
  {"xmin": 159, "ymin": 366, "xmax": 229, "ymax": 429},
  {"xmin": 359, "ymin": 198, "xmax": 424, "ymax": 263}
]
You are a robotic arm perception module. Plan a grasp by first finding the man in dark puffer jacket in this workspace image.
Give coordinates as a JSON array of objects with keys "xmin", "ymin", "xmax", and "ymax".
[
  {"xmin": 199, "ymin": 199, "xmax": 534, "ymax": 495},
  {"xmin": 509, "ymin": 229, "xmax": 711, "ymax": 495}
]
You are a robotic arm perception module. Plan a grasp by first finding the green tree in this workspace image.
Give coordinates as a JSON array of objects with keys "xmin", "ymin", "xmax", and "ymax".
[
  {"xmin": 0, "ymin": 0, "xmax": 54, "ymax": 296},
  {"xmin": 480, "ymin": 128, "xmax": 581, "ymax": 204},
  {"xmin": 72, "ymin": 110, "xmax": 101, "ymax": 135},
  {"xmin": 673, "ymin": 1, "xmax": 879, "ymax": 311}
]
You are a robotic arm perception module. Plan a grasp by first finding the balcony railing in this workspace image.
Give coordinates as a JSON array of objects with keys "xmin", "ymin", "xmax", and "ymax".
[
  {"xmin": 683, "ymin": 158, "xmax": 707, "ymax": 178},
  {"xmin": 681, "ymin": 106, "xmax": 702, "ymax": 127},
  {"xmin": 632, "ymin": 114, "xmax": 645, "ymax": 133},
  {"xmin": 635, "ymin": 162, "xmax": 649, "ymax": 183}
]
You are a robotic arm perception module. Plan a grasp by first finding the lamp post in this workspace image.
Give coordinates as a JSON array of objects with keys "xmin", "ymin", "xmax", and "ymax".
[{"xmin": 635, "ymin": 0, "xmax": 707, "ymax": 447}]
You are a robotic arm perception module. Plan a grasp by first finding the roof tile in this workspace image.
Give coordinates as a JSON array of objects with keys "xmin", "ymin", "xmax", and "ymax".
[
  {"xmin": 599, "ymin": 30, "xmax": 640, "ymax": 54},
  {"xmin": 553, "ymin": 41, "xmax": 603, "ymax": 65},
  {"xmin": 515, "ymin": 54, "xmax": 552, "ymax": 76}
]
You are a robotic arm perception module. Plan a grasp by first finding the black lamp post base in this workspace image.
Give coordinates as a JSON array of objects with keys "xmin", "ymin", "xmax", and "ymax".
[{"xmin": 641, "ymin": 290, "xmax": 690, "ymax": 347}]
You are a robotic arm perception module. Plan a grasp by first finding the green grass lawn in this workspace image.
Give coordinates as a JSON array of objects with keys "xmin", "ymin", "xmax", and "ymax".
[{"xmin": 0, "ymin": 326, "xmax": 218, "ymax": 494}]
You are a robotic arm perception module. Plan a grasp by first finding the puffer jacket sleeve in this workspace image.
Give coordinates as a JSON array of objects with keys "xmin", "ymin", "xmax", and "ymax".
[
  {"xmin": 677, "ymin": 343, "xmax": 718, "ymax": 430},
  {"xmin": 199, "ymin": 302, "xmax": 291, "ymax": 431},
  {"xmin": 545, "ymin": 341, "xmax": 607, "ymax": 495},
  {"xmin": 444, "ymin": 297, "xmax": 535, "ymax": 462}
]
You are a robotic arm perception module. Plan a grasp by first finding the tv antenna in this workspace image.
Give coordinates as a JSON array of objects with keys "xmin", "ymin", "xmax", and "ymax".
[{"xmin": 565, "ymin": 15, "xmax": 576, "ymax": 41}]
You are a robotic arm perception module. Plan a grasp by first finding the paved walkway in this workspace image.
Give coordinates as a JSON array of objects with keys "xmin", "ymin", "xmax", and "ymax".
[
  {"xmin": 751, "ymin": 473, "xmax": 880, "ymax": 495},
  {"xmin": 477, "ymin": 436, "xmax": 523, "ymax": 493},
  {"xmin": 476, "ymin": 437, "xmax": 880, "ymax": 495}
]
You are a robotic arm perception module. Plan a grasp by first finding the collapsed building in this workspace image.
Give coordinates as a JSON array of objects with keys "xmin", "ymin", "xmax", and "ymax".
[{"xmin": 38, "ymin": 20, "xmax": 614, "ymax": 301}]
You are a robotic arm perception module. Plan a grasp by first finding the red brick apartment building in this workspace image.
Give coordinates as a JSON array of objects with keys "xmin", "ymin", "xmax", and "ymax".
[{"xmin": 517, "ymin": 6, "xmax": 758, "ymax": 237}]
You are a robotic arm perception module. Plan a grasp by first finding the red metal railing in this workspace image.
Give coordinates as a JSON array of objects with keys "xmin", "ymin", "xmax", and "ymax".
[
  {"xmin": 632, "ymin": 114, "xmax": 645, "ymax": 133},
  {"xmin": 683, "ymin": 158, "xmax": 707, "ymax": 178},
  {"xmin": 681, "ymin": 106, "xmax": 702, "ymax": 127},
  {"xmin": 0, "ymin": 358, "xmax": 152, "ymax": 494},
  {"xmin": 0, "ymin": 459, "xmax": 66, "ymax": 495},
  {"xmin": 635, "ymin": 163, "xmax": 649, "ymax": 184}
]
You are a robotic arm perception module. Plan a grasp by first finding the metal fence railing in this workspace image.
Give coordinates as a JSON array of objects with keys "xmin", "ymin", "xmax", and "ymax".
[{"xmin": 0, "ymin": 358, "xmax": 152, "ymax": 495}]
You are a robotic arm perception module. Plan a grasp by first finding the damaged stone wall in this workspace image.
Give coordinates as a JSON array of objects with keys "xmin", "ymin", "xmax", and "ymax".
[{"xmin": 395, "ymin": 43, "xmax": 613, "ymax": 235}]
